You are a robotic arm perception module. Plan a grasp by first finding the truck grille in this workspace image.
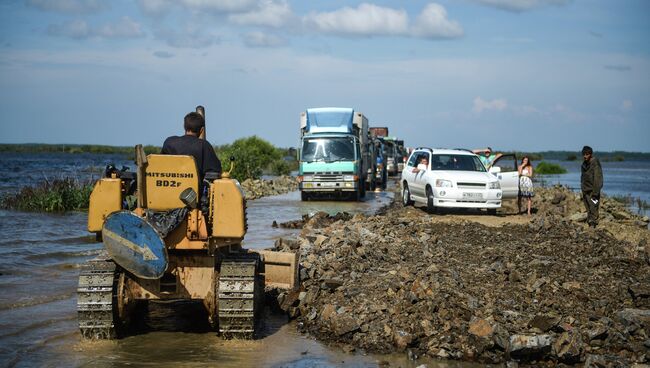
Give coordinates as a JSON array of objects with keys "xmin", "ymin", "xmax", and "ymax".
[
  {"xmin": 313, "ymin": 173, "xmax": 344, "ymax": 181},
  {"xmin": 457, "ymin": 182, "xmax": 486, "ymax": 189}
]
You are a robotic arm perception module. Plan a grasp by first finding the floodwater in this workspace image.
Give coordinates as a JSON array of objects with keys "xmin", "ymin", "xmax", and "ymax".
[
  {"xmin": 0, "ymin": 153, "xmax": 481, "ymax": 368},
  {"xmin": 1, "ymin": 152, "xmax": 648, "ymax": 367}
]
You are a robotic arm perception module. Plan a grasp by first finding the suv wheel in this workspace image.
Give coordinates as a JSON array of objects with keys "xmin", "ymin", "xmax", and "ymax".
[
  {"xmin": 402, "ymin": 183, "xmax": 414, "ymax": 206},
  {"xmin": 426, "ymin": 186, "xmax": 437, "ymax": 214}
]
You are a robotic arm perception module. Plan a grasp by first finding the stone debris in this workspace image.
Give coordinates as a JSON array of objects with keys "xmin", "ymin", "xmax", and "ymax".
[
  {"xmin": 273, "ymin": 185, "xmax": 650, "ymax": 366},
  {"xmin": 240, "ymin": 175, "xmax": 298, "ymax": 200}
]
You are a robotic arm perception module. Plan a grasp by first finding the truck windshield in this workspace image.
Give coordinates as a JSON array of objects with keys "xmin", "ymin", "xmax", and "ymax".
[
  {"xmin": 301, "ymin": 137, "xmax": 357, "ymax": 162},
  {"xmin": 430, "ymin": 154, "xmax": 486, "ymax": 172}
]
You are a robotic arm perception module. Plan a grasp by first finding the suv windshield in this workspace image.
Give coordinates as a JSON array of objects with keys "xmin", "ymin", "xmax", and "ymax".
[
  {"xmin": 430, "ymin": 154, "xmax": 486, "ymax": 172},
  {"xmin": 301, "ymin": 137, "xmax": 357, "ymax": 162}
]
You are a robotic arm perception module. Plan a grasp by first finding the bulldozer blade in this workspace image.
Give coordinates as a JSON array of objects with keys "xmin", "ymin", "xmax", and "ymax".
[
  {"xmin": 254, "ymin": 250, "xmax": 299, "ymax": 290},
  {"xmin": 102, "ymin": 211, "xmax": 168, "ymax": 279}
]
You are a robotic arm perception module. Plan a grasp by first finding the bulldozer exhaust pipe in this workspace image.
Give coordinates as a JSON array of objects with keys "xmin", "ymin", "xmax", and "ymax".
[{"xmin": 196, "ymin": 105, "xmax": 206, "ymax": 140}]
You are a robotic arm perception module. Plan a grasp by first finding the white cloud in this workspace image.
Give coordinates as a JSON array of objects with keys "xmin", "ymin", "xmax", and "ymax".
[
  {"xmin": 473, "ymin": 97, "xmax": 508, "ymax": 113},
  {"xmin": 242, "ymin": 31, "xmax": 288, "ymax": 47},
  {"xmin": 26, "ymin": 0, "xmax": 106, "ymax": 14},
  {"xmin": 137, "ymin": 0, "xmax": 257, "ymax": 17},
  {"xmin": 303, "ymin": 3, "xmax": 409, "ymax": 37},
  {"xmin": 95, "ymin": 17, "xmax": 145, "ymax": 39},
  {"xmin": 229, "ymin": 0, "xmax": 293, "ymax": 28},
  {"xmin": 470, "ymin": 0, "xmax": 571, "ymax": 12},
  {"xmin": 137, "ymin": 0, "xmax": 172, "ymax": 17},
  {"xmin": 153, "ymin": 50, "xmax": 174, "ymax": 58},
  {"xmin": 179, "ymin": 0, "xmax": 257, "ymax": 13},
  {"xmin": 621, "ymin": 100, "xmax": 633, "ymax": 111},
  {"xmin": 154, "ymin": 27, "xmax": 219, "ymax": 49},
  {"xmin": 48, "ymin": 17, "xmax": 144, "ymax": 39},
  {"xmin": 302, "ymin": 2, "xmax": 462, "ymax": 39},
  {"xmin": 411, "ymin": 3, "xmax": 463, "ymax": 39}
]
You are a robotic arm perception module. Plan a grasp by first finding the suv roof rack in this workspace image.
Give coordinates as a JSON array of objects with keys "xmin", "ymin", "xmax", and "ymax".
[{"xmin": 414, "ymin": 147, "xmax": 433, "ymax": 152}]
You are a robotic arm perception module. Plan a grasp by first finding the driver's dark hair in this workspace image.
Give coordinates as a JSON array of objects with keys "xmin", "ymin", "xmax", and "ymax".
[
  {"xmin": 521, "ymin": 155, "xmax": 532, "ymax": 168},
  {"xmin": 184, "ymin": 112, "xmax": 205, "ymax": 134}
]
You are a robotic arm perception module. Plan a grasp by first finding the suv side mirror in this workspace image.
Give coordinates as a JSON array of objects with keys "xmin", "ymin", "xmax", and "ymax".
[{"xmin": 489, "ymin": 166, "xmax": 501, "ymax": 174}]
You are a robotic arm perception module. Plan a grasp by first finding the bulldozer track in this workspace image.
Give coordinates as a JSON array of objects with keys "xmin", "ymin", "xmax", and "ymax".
[
  {"xmin": 77, "ymin": 255, "xmax": 120, "ymax": 339},
  {"xmin": 218, "ymin": 255, "xmax": 260, "ymax": 339}
]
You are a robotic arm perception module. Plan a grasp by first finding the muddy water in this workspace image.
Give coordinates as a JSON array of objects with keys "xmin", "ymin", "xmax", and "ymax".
[{"xmin": 0, "ymin": 184, "xmax": 479, "ymax": 368}]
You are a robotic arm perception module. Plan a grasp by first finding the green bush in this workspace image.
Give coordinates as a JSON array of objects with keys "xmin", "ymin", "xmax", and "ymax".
[
  {"xmin": 270, "ymin": 160, "xmax": 292, "ymax": 176},
  {"xmin": 535, "ymin": 161, "xmax": 568, "ymax": 175},
  {"xmin": 565, "ymin": 154, "xmax": 577, "ymax": 161},
  {"xmin": 1, "ymin": 178, "xmax": 93, "ymax": 212},
  {"xmin": 215, "ymin": 136, "xmax": 282, "ymax": 181}
]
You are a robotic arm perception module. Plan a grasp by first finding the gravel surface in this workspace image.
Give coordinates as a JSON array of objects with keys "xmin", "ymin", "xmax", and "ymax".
[{"xmin": 273, "ymin": 186, "xmax": 650, "ymax": 366}]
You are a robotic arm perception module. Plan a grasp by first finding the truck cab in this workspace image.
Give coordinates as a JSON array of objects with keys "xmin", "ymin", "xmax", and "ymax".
[{"xmin": 298, "ymin": 107, "xmax": 372, "ymax": 201}]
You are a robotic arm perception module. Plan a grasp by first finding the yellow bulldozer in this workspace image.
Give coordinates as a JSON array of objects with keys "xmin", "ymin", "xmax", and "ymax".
[{"xmin": 77, "ymin": 106, "xmax": 298, "ymax": 339}]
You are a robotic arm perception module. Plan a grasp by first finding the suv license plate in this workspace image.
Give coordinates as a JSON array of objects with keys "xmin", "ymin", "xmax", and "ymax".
[{"xmin": 463, "ymin": 192, "xmax": 483, "ymax": 199}]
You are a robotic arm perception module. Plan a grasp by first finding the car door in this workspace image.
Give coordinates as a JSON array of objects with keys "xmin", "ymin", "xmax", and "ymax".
[
  {"xmin": 402, "ymin": 151, "xmax": 419, "ymax": 196},
  {"xmin": 490, "ymin": 154, "xmax": 519, "ymax": 199},
  {"xmin": 411, "ymin": 152, "xmax": 430, "ymax": 198}
]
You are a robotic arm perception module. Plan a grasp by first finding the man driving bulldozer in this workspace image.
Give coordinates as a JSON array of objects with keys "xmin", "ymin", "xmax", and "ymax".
[{"xmin": 161, "ymin": 111, "xmax": 222, "ymax": 186}]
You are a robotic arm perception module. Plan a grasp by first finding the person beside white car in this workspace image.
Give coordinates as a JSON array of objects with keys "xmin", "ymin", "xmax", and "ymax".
[{"xmin": 401, "ymin": 148, "xmax": 519, "ymax": 214}]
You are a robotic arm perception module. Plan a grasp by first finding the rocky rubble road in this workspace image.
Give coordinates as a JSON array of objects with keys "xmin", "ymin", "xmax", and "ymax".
[
  {"xmin": 273, "ymin": 187, "xmax": 650, "ymax": 367},
  {"xmin": 240, "ymin": 175, "xmax": 298, "ymax": 200}
]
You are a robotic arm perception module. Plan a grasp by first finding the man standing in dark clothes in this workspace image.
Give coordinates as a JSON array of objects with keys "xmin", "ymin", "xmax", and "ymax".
[
  {"xmin": 580, "ymin": 146, "xmax": 603, "ymax": 228},
  {"xmin": 161, "ymin": 112, "xmax": 222, "ymax": 185}
]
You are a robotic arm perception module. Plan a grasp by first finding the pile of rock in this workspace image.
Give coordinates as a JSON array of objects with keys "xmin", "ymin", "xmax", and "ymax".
[
  {"xmin": 275, "ymin": 192, "xmax": 650, "ymax": 366},
  {"xmin": 240, "ymin": 175, "xmax": 298, "ymax": 200},
  {"xmin": 514, "ymin": 185, "xmax": 649, "ymax": 229}
]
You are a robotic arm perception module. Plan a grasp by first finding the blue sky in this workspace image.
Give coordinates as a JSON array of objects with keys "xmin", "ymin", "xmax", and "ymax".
[{"xmin": 0, "ymin": 0, "xmax": 648, "ymax": 151}]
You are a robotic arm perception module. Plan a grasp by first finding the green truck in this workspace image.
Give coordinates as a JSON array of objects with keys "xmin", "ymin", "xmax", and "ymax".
[{"xmin": 298, "ymin": 107, "xmax": 375, "ymax": 201}]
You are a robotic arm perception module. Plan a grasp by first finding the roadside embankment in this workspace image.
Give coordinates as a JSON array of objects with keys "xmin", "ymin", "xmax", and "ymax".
[
  {"xmin": 274, "ymin": 186, "xmax": 650, "ymax": 366},
  {"xmin": 240, "ymin": 175, "xmax": 298, "ymax": 200}
]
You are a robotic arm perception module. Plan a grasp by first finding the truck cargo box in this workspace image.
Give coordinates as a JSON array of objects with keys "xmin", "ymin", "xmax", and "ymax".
[{"xmin": 370, "ymin": 127, "xmax": 389, "ymax": 138}]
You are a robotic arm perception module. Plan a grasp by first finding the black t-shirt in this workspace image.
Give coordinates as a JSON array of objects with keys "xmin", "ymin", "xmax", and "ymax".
[{"xmin": 161, "ymin": 135, "xmax": 222, "ymax": 182}]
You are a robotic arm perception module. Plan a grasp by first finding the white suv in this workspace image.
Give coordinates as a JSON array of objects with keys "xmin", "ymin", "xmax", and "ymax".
[{"xmin": 401, "ymin": 148, "xmax": 516, "ymax": 214}]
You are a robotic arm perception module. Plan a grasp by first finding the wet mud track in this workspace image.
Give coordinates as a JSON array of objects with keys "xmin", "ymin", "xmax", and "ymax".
[{"xmin": 0, "ymin": 181, "xmax": 477, "ymax": 367}]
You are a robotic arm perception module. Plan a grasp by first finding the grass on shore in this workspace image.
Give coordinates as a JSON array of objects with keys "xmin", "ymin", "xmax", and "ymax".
[
  {"xmin": 1, "ymin": 178, "xmax": 93, "ymax": 212},
  {"xmin": 535, "ymin": 161, "xmax": 568, "ymax": 175}
]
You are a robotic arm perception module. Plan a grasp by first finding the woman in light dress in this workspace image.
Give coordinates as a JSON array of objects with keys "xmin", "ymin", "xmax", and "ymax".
[{"xmin": 518, "ymin": 156, "xmax": 534, "ymax": 215}]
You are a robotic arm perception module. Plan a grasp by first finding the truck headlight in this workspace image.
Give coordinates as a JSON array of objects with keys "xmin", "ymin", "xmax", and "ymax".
[
  {"xmin": 489, "ymin": 181, "xmax": 500, "ymax": 189},
  {"xmin": 435, "ymin": 179, "xmax": 452, "ymax": 188},
  {"xmin": 343, "ymin": 175, "xmax": 356, "ymax": 181},
  {"xmin": 303, "ymin": 175, "xmax": 314, "ymax": 181}
]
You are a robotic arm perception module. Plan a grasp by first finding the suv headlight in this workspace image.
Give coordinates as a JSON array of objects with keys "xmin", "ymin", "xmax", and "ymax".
[
  {"xmin": 303, "ymin": 175, "xmax": 314, "ymax": 181},
  {"xmin": 435, "ymin": 179, "xmax": 452, "ymax": 188},
  {"xmin": 489, "ymin": 181, "xmax": 500, "ymax": 189},
  {"xmin": 343, "ymin": 174, "xmax": 356, "ymax": 181}
]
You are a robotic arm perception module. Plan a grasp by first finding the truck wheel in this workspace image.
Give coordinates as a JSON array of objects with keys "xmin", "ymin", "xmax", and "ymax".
[
  {"xmin": 360, "ymin": 179, "xmax": 366, "ymax": 198},
  {"xmin": 382, "ymin": 171, "xmax": 387, "ymax": 190},
  {"xmin": 402, "ymin": 183, "xmax": 414, "ymax": 206},
  {"xmin": 301, "ymin": 192, "xmax": 309, "ymax": 201},
  {"xmin": 426, "ymin": 186, "xmax": 438, "ymax": 214}
]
